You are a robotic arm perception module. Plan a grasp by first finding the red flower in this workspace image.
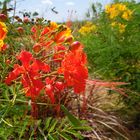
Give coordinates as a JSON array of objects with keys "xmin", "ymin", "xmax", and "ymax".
[
  {"xmin": 58, "ymin": 45, "xmax": 88, "ymax": 93},
  {"xmin": 45, "ymin": 77, "xmax": 65, "ymax": 103},
  {"xmin": 21, "ymin": 71, "xmax": 44, "ymax": 98},
  {"xmin": 1, "ymin": 44, "xmax": 8, "ymax": 51},
  {"xmin": 17, "ymin": 50, "xmax": 33, "ymax": 69},
  {"xmin": 53, "ymin": 45, "xmax": 66, "ymax": 62},
  {"xmin": 41, "ymin": 27, "xmax": 50, "ymax": 36},
  {"xmin": 5, "ymin": 64, "xmax": 24, "ymax": 85},
  {"xmin": 31, "ymin": 25, "xmax": 41, "ymax": 41},
  {"xmin": 31, "ymin": 25, "xmax": 55, "ymax": 52},
  {"xmin": 5, "ymin": 50, "xmax": 50, "ymax": 99},
  {"xmin": 55, "ymin": 81, "xmax": 65, "ymax": 91},
  {"xmin": 31, "ymin": 59, "xmax": 50, "ymax": 73},
  {"xmin": 45, "ymin": 77, "xmax": 55, "ymax": 103},
  {"xmin": 31, "ymin": 26, "xmax": 37, "ymax": 33},
  {"xmin": 53, "ymin": 31, "xmax": 66, "ymax": 43},
  {"xmin": 45, "ymin": 84, "xmax": 55, "ymax": 103},
  {"xmin": 66, "ymin": 20, "xmax": 72, "ymax": 28}
]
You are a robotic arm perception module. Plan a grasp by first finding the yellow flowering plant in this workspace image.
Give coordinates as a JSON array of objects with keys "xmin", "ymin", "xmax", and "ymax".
[
  {"xmin": 79, "ymin": 21, "xmax": 97, "ymax": 36},
  {"xmin": 105, "ymin": 3, "xmax": 133, "ymax": 33},
  {"xmin": 105, "ymin": 3, "xmax": 133, "ymax": 21},
  {"xmin": 111, "ymin": 22, "xmax": 126, "ymax": 33},
  {"xmin": 79, "ymin": 1, "xmax": 140, "ymax": 110}
]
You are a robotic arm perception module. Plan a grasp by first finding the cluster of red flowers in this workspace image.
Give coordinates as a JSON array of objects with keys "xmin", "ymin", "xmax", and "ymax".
[
  {"xmin": 58, "ymin": 42, "xmax": 88, "ymax": 93},
  {"xmin": 5, "ymin": 51, "xmax": 50, "ymax": 99},
  {"xmin": 5, "ymin": 22, "xmax": 88, "ymax": 104}
]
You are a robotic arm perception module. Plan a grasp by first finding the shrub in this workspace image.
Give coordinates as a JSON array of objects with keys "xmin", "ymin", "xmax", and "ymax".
[{"xmin": 79, "ymin": 1, "xmax": 140, "ymax": 106}]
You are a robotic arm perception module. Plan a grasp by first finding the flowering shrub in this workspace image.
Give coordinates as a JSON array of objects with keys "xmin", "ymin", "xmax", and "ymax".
[
  {"xmin": 105, "ymin": 3, "xmax": 133, "ymax": 20},
  {"xmin": 3, "ymin": 21, "xmax": 89, "ymax": 119},
  {"xmin": 105, "ymin": 3, "xmax": 133, "ymax": 33},
  {"xmin": 79, "ymin": 21, "xmax": 97, "ymax": 35},
  {"xmin": 79, "ymin": 1, "xmax": 140, "ymax": 107}
]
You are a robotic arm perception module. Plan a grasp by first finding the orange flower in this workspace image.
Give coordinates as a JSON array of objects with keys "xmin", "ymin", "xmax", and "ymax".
[
  {"xmin": 0, "ymin": 22, "xmax": 7, "ymax": 40},
  {"xmin": 54, "ymin": 27, "xmax": 72, "ymax": 43}
]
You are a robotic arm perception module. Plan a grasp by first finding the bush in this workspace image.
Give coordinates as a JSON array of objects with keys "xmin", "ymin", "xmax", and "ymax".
[{"xmin": 79, "ymin": 1, "xmax": 140, "ymax": 106}]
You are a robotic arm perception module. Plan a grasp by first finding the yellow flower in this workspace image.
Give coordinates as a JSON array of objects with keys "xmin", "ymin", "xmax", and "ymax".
[
  {"xmin": 0, "ymin": 39, "xmax": 4, "ymax": 51},
  {"xmin": 0, "ymin": 21, "xmax": 7, "ymax": 40},
  {"xmin": 105, "ymin": 5, "xmax": 110, "ymax": 13},
  {"xmin": 118, "ymin": 23, "xmax": 126, "ymax": 33},
  {"xmin": 79, "ymin": 22, "xmax": 97, "ymax": 35},
  {"xmin": 117, "ymin": 4, "xmax": 127, "ymax": 11},
  {"xmin": 105, "ymin": 3, "xmax": 132, "ymax": 21},
  {"xmin": 64, "ymin": 27, "xmax": 71, "ymax": 37},
  {"xmin": 111, "ymin": 22, "xmax": 117, "ymax": 27},
  {"xmin": 111, "ymin": 22, "xmax": 126, "ymax": 33},
  {"xmin": 122, "ymin": 10, "xmax": 133, "ymax": 21},
  {"xmin": 105, "ymin": 4, "xmax": 120, "ymax": 19},
  {"xmin": 50, "ymin": 22, "xmax": 58, "ymax": 29},
  {"xmin": 110, "ymin": 10, "xmax": 119, "ymax": 19}
]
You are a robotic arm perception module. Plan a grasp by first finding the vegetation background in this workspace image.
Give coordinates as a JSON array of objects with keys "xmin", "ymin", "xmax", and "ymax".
[{"xmin": 0, "ymin": 0, "xmax": 140, "ymax": 139}]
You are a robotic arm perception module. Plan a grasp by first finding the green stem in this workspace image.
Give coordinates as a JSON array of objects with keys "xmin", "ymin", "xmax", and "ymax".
[{"xmin": 0, "ymin": 99, "xmax": 58, "ymax": 106}]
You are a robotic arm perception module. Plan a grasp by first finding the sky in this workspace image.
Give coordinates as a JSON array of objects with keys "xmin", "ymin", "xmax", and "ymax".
[
  {"xmin": 6, "ymin": 0, "xmax": 140, "ymax": 22},
  {"xmin": 6, "ymin": 0, "xmax": 111, "ymax": 22}
]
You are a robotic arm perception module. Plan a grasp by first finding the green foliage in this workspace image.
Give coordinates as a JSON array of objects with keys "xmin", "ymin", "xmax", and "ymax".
[
  {"xmin": 79, "ymin": 1, "xmax": 140, "ymax": 107},
  {"xmin": 61, "ymin": 105, "xmax": 82, "ymax": 127},
  {"xmin": 0, "ymin": 84, "xmax": 90, "ymax": 139},
  {"xmin": 0, "ymin": 101, "xmax": 90, "ymax": 139}
]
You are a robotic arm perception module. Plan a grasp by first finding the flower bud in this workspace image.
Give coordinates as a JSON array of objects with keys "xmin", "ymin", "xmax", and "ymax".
[
  {"xmin": 17, "ymin": 27, "xmax": 24, "ymax": 34},
  {"xmin": 6, "ymin": 59, "xmax": 11, "ymax": 64},
  {"xmin": 70, "ymin": 41, "xmax": 81, "ymax": 51},
  {"xmin": 23, "ymin": 17, "xmax": 29, "ymax": 23},
  {"xmin": 0, "ymin": 14, "xmax": 7, "ymax": 21},
  {"xmin": 33, "ymin": 43, "xmax": 42, "ymax": 53},
  {"xmin": 65, "ymin": 36, "xmax": 73, "ymax": 44}
]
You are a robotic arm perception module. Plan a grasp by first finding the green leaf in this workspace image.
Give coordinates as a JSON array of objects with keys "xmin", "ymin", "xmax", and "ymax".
[
  {"xmin": 48, "ymin": 134, "xmax": 59, "ymax": 140},
  {"xmin": 48, "ymin": 134, "xmax": 56, "ymax": 140},
  {"xmin": 48, "ymin": 119, "xmax": 58, "ymax": 133},
  {"xmin": 61, "ymin": 105, "xmax": 81, "ymax": 127},
  {"xmin": 44, "ymin": 117, "xmax": 52, "ymax": 131},
  {"xmin": 57, "ymin": 131, "xmax": 73, "ymax": 140},
  {"xmin": 37, "ymin": 120, "xmax": 42, "ymax": 126},
  {"xmin": 57, "ymin": 117, "xmax": 67, "ymax": 130},
  {"xmin": 19, "ymin": 119, "xmax": 29, "ymax": 139},
  {"xmin": 64, "ymin": 129, "xmax": 84, "ymax": 139},
  {"xmin": 72, "ymin": 126, "xmax": 92, "ymax": 131},
  {"xmin": 29, "ymin": 129, "xmax": 35, "ymax": 140}
]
